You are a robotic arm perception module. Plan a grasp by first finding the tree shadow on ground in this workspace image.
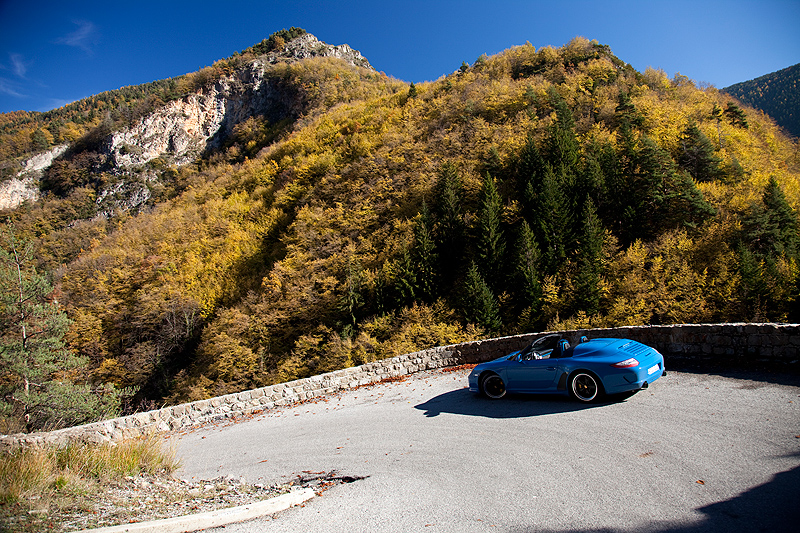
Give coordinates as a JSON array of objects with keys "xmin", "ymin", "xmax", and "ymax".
[{"xmin": 508, "ymin": 457, "xmax": 800, "ymax": 533}]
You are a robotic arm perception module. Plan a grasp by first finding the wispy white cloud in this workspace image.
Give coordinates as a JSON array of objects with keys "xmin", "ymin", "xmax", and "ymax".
[
  {"xmin": 0, "ymin": 78, "xmax": 27, "ymax": 99},
  {"xmin": 57, "ymin": 20, "xmax": 99, "ymax": 54},
  {"xmin": 9, "ymin": 53, "xmax": 28, "ymax": 78}
]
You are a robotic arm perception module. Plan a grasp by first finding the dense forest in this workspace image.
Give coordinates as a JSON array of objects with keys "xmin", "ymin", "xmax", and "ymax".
[
  {"xmin": 1, "ymin": 34, "xmax": 799, "ymax": 433},
  {"xmin": 724, "ymin": 62, "xmax": 800, "ymax": 138}
]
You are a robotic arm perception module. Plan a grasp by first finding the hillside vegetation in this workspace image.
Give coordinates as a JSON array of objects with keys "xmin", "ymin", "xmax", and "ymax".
[
  {"xmin": 724, "ymin": 62, "xmax": 800, "ymax": 138},
  {"xmin": 1, "ymin": 35, "xmax": 799, "ymax": 431}
]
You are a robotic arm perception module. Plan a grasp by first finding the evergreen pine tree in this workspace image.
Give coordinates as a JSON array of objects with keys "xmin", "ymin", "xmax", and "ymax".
[
  {"xmin": 735, "ymin": 244, "xmax": 767, "ymax": 319},
  {"xmin": 573, "ymin": 150, "xmax": 605, "ymax": 213},
  {"xmin": 537, "ymin": 165, "xmax": 571, "ymax": 275},
  {"xmin": 434, "ymin": 163, "xmax": 466, "ymax": 287},
  {"xmin": 413, "ymin": 201, "xmax": 438, "ymax": 301},
  {"xmin": 725, "ymin": 156, "xmax": 746, "ymax": 184},
  {"xmin": 590, "ymin": 138, "xmax": 625, "ymax": 236},
  {"xmin": 477, "ymin": 173, "xmax": 506, "ymax": 286},
  {"xmin": 544, "ymin": 87, "xmax": 579, "ymax": 172},
  {"xmin": 743, "ymin": 176, "xmax": 799, "ymax": 259},
  {"xmin": 737, "ymin": 177, "xmax": 800, "ymax": 320},
  {"xmin": 0, "ymin": 226, "xmax": 123, "ymax": 431},
  {"xmin": 628, "ymin": 135, "xmax": 715, "ymax": 239},
  {"xmin": 677, "ymin": 123, "xmax": 724, "ymax": 182},
  {"xmin": 462, "ymin": 262, "xmax": 502, "ymax": 333},
  {"xmin": 666, "ymin": 171, "xmax": 717, "ymax": 229},
  {"xmin": 517, "ymin": 134, "xmax": 547, "ymax": 214},
  {"xmin": 615, "ymin": 91, "xmax": 644, "ymax": 130},
  {"xmin": 389, "ymin": 245, "xmax": 417, "ymax": 307},
  {"xmin": 724, "ymin": 103, "xmax": 748, "ymax": 129},
  {"xmin": 573, "ymin": 198, "xmax": 604, "ymax": 315},
  {"xmin": 482, "ymin": 146, "xmax": 504, "ymax": 182},
  {"xmin": 514, "ymin": 220, "xmax": 543, "ymax": 322}
]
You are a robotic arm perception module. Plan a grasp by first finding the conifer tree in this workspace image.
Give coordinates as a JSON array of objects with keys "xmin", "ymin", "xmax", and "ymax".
[
  {"xmin": 462, "ymin": 262, "xmax": 502, "ymax": 333},
  {"xmin": 413, "ymin": 201, "xmax": 438, "ymax": 301},
  {"xmin": 573, "ymin": 198, "xmax": 604, "ymax": 315},
  {"xmin": 434, "ymin": 163, "xmax": 466, "ymax": 286},
  {"xmin": 482, "ymin": 146, "xmax": 504, "ymax": 182},
  {"xmin": 737, "ymin": 177, "xmax": 800, "ymax": 320},
  {"xmin": 0, "ymin": 225, "xmax": 122, "ymax": 431},
  {"xmin": 614, "ymin": 91, "xmax": 644, "ymax": 130},
  {"xmin": 590, "ymin": 138, "xmax": 625, "ymax": 236},
  {"xmin": 514, "ymin": 220, "xmax": 543, "ymax": 323},
  {"xmin": 544, "ymin": 87, "xmax": 579, "ymax": 172},
  {"xmin": 628, "ymin": 135, "xmax": 715, "ymax": 240},
  {"xmin": 517, "ymin": 134, "xmax": 547, "ymax": 215},
  {"xmin": 477, "ymin": 173, "xmax": 506, "ymax": 286},
  {"xmin": 743, "ymin": 176, "xmax": 799, "ymax": 259},
  {"xmin": 724, "ymin": 103, "xmax": 748, "ymax": 129},
  {"xmin": 677, "ymin": 123, "xmax": 723, "ymax": 182},
  {"xmin": 518, "ymin": 134, "xmax": 546, "ymax": 187},
  {"xmin": 736, "ymin": 243, "xmax": 766, "ymax": 315},
  {"xmin": 386, "ymin": 245, "xmax": 417, "ymax": 309},
  {"xmin": 537, "ymin": 165, "xmax": 571, "ymax": 274},
  {"xmin": 573, "ymin": 150, "xmax": 605, "ymax": 212},
  {"xmin": 666, "ymin": 171, "xmax": 718, "ymax": 229}
]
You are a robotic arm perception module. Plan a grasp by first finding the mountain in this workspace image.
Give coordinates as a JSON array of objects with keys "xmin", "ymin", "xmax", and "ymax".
[
  {"xmin": 1, "ymin": 31, "xmax": 799, "ymax": 431},
  {"xmin": 723, "ymin": 63, "xmax": 800, "ymax": 138},
  {"xmin": 0, "ymin": 29, "xmax": 372, "ymax": 212}
]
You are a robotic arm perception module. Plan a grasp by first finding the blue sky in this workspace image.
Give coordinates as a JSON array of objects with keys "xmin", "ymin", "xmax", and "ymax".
[{"xmin": 0, "ymin": 0, "xmax": 798, "ymax": 114}]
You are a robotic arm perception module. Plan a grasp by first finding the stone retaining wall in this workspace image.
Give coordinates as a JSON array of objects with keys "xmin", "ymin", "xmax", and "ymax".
[{"xmin": 2, "ymin": 323, "xmax": 797, "ymax": 449}]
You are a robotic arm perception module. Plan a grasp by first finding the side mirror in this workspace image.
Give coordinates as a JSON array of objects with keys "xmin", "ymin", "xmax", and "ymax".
[{"xmin": 580, "ymin": 336, "xmax": 589, "ymax": 343}]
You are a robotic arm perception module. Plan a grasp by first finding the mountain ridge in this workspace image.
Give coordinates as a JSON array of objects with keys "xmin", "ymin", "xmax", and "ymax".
[
  {"xmin": 723, "ymin": 62, "xmax": 800, "ymax": 138},
  {"xmin": 0, "ymin": 31, "xmax": 377, "ymax": 211}
]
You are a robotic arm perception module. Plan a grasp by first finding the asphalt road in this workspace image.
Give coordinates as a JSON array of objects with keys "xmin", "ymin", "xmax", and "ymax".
[{"xmin": 174, "ymin": 367, "xmax": 800, "ymax": 532}]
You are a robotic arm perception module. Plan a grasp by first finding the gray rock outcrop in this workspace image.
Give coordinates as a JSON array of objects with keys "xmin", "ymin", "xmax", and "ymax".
[
  {"xmin": 3, "ymin": 33, "xmax": 374, "ymax": 214},
  {"xmin": 0, "ymin": 144, "xmax": 68, "ymax": 210}
]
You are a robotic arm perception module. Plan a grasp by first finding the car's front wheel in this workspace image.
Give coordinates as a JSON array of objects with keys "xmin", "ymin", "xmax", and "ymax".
[
  {"xmin": 569, "ymin": 372, "xmax": 602, "ymax": 402},
  {"xmin": 480, "ymin": 373, "xmax": 506, "ymax": 399}
]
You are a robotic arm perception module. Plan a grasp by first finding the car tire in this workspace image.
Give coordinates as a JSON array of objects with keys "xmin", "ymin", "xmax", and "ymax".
[
  {"xmin": 569, "ymin": 372, "xmax": 603, "ymax": 402},
  {"xmin": 480, "ymin": 373, "xmax": 506, "ymax": 399}
]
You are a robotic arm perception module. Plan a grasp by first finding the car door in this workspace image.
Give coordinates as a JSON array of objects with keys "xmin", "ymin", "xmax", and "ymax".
[{"xmin": 505, "ymin": 356, "xmax": 559, "ymax": 391}]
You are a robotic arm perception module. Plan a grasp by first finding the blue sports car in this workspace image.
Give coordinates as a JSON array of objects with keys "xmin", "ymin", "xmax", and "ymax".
[{"xmin": 468, "ymin": 334, "xmax": 666, "ymax": 402}]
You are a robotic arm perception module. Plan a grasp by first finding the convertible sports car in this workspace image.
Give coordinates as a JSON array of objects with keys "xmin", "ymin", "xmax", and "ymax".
[{"xmin": 468, "ymin": 334, "xmax": 666, "ymax": 402}]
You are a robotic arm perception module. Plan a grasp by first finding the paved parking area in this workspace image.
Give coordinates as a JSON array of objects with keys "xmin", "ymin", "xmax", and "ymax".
[{"xmin": 174, "ymin": 368, "xmax": 800, "ymax": 532}]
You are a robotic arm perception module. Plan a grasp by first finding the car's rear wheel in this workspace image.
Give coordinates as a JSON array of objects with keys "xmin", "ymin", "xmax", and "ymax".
[
  {"xmin": 569, "ymin": 372, "xmax": 602, "ymax": 402},
  {"xmin": 480, "ymin": 373, "xmax": 506, "ymax": 399}
]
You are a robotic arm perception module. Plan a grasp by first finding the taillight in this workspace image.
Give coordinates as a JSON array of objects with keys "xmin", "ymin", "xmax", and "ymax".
[{"xmin": 611, "ymin": 358, "xmax": 639, "ymax": 368}]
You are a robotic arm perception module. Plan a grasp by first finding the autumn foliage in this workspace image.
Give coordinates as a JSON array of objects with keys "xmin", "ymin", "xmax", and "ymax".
[{"xmin": 2, "ymin": 36, "xmax": 799, "ymax": 419}]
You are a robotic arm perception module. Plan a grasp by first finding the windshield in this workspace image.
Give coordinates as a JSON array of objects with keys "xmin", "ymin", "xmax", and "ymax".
[{"xmin": 518, "ymin": 334, "xmax": 560, "ymax": 360}]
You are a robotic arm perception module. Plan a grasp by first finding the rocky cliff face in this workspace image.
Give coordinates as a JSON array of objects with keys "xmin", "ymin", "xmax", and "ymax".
[
  {"xmin": 110, "ymin": 33, "xmax": 373, "ymax": 171},
  {"xmin": 5, "ymin": 33, "xmax": 374, "ymax": 213},
  {"xmin": 275, "ymin": 33, "xmax": 372, "ymax": 69},
  {"xmin": 107, "ymin": 59, "xmax": 298, "ymax": 170},
  {"xmin": 0, "ymin": 144, "xmax": 68, "ymax": 210}
]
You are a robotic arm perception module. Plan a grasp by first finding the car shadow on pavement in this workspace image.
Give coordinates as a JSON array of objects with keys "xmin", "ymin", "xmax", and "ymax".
[{"xmin": 413, "ymin": 387, "xmax": 624, "ymax": 418}]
